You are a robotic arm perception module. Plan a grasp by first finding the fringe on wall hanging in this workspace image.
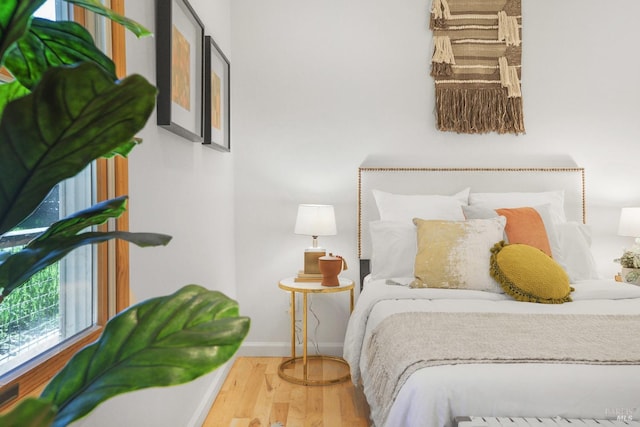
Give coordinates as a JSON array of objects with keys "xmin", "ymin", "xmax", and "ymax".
[{"xmin": 430, "ymin": 0, "xmax": 525, "ymax": 134}]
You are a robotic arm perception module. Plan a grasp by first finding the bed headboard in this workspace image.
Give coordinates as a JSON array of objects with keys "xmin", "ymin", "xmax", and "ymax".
[{"xmin": 357, "ymin": 164, "xmax": 586, "ymax": 287}]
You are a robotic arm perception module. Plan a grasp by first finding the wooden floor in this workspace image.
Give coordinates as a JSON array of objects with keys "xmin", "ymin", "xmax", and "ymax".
[{"xmin": 203, "ymin": 357, "xmax": 371, "ymax": 427}]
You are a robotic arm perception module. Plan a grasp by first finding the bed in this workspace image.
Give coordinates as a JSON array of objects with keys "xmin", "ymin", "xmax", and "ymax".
[{"xmin": 343, "ymin": 159, "xmax": 640, "ymax": 427}]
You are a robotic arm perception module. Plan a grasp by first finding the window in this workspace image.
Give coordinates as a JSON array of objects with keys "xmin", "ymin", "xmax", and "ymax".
[
  {"xmin": 0, "ymin": 0, "xmax": 130, "ymax": 407},
  {"xmin": 0, "ymin": 169, "xmax": 95, "ymax": 375}
]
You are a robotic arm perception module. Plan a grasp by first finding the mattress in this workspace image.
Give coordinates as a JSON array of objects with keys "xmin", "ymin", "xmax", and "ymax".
[{"xmin": 343, "ymin": 278, "xmax": 640, "ymax": 427}]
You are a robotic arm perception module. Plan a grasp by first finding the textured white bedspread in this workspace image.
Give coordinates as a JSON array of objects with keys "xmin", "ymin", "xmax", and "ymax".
[{"xmin": 343, "ymin": 278, "xmax": 640, "ymax": 427}]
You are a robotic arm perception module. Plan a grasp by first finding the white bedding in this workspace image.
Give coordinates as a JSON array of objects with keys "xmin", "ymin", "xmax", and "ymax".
[{"xmin": 343, "ymin": 278, "xmax": 640, "ymax": 427}]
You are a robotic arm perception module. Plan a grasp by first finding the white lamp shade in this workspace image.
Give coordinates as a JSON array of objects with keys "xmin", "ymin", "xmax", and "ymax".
[
  {"xmin": 294, "ymin": 204, "xmax": 337, "ymax": 236},
  {"xmin": 618, "ymin": 207, "xmax": 640, "ymax": 237}
]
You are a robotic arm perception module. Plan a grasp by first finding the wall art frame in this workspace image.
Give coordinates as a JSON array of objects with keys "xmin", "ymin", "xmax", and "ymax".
[
  {"xmin": 156, "ymin": 0, "xmax": 205, "ymax": 142},
  {"xmin": 203, "ymin": 35, "xmax": 231, "ymax": 151}
]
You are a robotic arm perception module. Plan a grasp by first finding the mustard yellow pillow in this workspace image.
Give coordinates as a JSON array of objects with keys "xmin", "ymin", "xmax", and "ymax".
[{"xmin": 490, "ymin": 242, "xmax": 573, "ymax": 304}]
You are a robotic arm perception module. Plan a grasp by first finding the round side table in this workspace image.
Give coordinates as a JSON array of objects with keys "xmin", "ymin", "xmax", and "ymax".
[{"xmin": 277, "ymin": 277, "xmax": 354, "ymax": 386}]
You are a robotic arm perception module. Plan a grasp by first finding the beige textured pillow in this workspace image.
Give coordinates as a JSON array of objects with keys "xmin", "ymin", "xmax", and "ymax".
[{"xmin": 411, "ymin": 217, "xmax": 506, "ymax": 293}]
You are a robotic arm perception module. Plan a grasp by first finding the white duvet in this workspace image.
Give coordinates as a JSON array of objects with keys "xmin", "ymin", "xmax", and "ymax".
[{"xmin": 343, "ymin": 278, "xmax": 640, "ymax": 427}]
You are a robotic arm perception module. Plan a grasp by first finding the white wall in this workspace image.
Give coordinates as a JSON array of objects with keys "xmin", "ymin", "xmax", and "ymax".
[
  {"xmin": 232, "ymin": 0, "xmax": 640, "ymax": 355},
  {"xmin": 73, "ymin": 0, "xmax": 235, "ymax": 425}
]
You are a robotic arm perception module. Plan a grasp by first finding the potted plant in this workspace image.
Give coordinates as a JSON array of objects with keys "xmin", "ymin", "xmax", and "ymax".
[
  {"xmin": 0, "ymin": 1, "xmax": 249, "ymax": 425},
  {"xmin": 615, "ymin": 250, "xmax": 640, "ymax": 285}
]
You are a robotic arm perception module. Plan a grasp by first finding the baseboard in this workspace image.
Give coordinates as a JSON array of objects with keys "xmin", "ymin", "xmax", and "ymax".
[
  {"xmin": 186, "ymin": 355, "xmax": 237, "ymax": 427},
  {"xmin": 236, "ymin": 341, "xmax": 345, "ymax": 357}
]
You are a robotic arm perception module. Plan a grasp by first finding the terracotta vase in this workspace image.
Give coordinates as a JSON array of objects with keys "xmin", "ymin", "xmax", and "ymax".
[{"xmin": 318, "ymin": 254, "xmax": 348, "ymax": 287}]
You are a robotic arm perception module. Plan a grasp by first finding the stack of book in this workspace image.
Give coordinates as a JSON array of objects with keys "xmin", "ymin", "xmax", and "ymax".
[{"xmin": 294, "ymin": 271, "xmax": 323, "ymax": 282}]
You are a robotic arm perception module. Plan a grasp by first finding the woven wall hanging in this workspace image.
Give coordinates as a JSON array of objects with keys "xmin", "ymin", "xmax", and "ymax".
[{"xmin": 430, "ymin": 0, "xmax": 524, "ymax": 134}]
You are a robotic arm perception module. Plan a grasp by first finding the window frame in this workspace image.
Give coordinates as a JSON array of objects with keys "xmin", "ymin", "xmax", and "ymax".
[{"xmin": 0, "ymin": 0, "xmax": 130, "ymax": 408}]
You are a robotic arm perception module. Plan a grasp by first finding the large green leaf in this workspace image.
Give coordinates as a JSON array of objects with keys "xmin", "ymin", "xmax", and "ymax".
[
  {"xmin": 4, "ymin": 18, "xmax": 116, "ymax": 90},
  {"xmin": 66, "ymin": 0, "xmax": 152, "ymax": 38},
  {"xmin": 0, "ymin": 196, "xmax": 172, "ymax": 298},
  {"xmin": 0, "ymin": 0, "xmax": 46, "ymax": 60},
  {"xmin": 0, "ymin": 397, "xmax": 56, "ymax": 427},
  {"xmin": 36, "ymin": 196, "xmax": 128, "ymax": 240},
  {"xmin": 102, "ymin": 136, "xmax": 141, "ymax": 159},
  {"xmin": 41, "ymin": 285, "xmax": 250, "ymax": 427},
  {"xmin": 0, "ymin": 80, "xmax": 30, "ymax": 118},
  {"xmin": 0, "ymin": 62, "xmax": 156, "ymax": 235},
  {"xmin": 105, "ymin": 141, "xmax": 136, "ymax": 158}
]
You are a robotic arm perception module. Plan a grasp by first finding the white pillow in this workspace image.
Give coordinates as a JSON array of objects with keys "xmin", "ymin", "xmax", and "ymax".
[
  {"xmin": 555, "ymin": 221, "xmax": 599, "ymax": 281},
  {"xmin": 373, "ymin": 188, "xmax": 469, "ymax": 223},
  {"xmin": 469, "ymin": 191, "xmax": 566, "ymax": 224},
  {"xmin": 369, "ymin": 221, "xmax": 417, "ymax": 279}
]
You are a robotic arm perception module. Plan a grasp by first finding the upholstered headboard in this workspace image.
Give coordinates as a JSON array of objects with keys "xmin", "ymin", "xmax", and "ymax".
[{"xmin": 357, "ymin": 162, "xmax": 586, "ymax": 287}]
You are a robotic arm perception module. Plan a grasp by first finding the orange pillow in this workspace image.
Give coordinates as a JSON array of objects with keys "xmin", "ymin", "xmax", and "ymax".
[{"xmin": 495, "ymin": 207, "xmax": 552, "ymax": 257}]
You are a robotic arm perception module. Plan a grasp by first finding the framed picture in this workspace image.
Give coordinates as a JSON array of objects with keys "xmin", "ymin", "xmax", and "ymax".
[
  {"xmin": 203, "ymin": 35, "xmax": 230, "ymax": 151},
  {"xmin": 156, "ymin": 0, "xmax": 204, "ymax": 142}
]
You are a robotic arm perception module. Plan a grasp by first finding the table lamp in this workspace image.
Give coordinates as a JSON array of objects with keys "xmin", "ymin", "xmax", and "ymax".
[
  {"xmin": 295, "ymin": 204, "xmax": 337, "ymax": 276},
  {"xmin": 618, "ymin": 207, "xmax": 640, "ymax": 253}
]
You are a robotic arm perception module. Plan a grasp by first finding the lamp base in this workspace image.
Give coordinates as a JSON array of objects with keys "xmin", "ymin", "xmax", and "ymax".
[{"xmin": 303, "ymin": 248, "xmax": 325, "ymax": 274}]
